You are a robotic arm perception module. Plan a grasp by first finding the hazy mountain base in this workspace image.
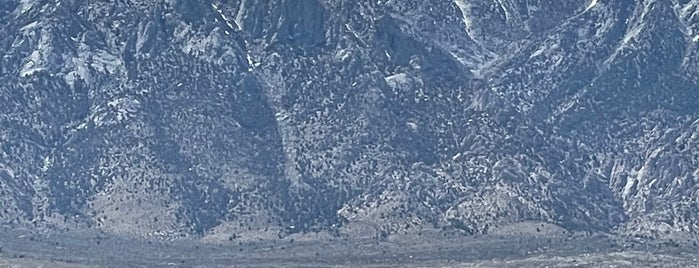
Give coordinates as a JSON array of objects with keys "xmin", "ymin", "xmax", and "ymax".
[{"xmin": 1, "ymin": 222, "xmax": 698, "ymax": 268}]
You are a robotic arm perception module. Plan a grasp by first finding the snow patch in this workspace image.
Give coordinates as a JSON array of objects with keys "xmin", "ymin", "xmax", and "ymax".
[
  {"xmin": 20, "ymin": 21, "xmax": 40, "ymax": 33},
  {"xmin": 212, "ymin": 3, "xmax": 238, "ymax": 30},
  {"xmin": 14, "ymin": 0, "xmax": 37, "ymax": 16},
  {"xmin": 135, "ymin": 21, "xmax": 151, "ymax": 55},
  {"xmin": 603, "ymin": 22, "xmax": 646, "ymax": 67},
  {"xmin": 609, "ymin": 0, "xmax": 654, "ymax": 59},
  {"xmin": 20, "ymin": 57, "xmax": 43, "ymax": 77},
  {"xmin": 41, "ymin": 156, "xmax": 53, "ymax": 172},
  {"xmin": 453, "ymin": 0, "xmax": 473, "ymax": 35},
  {"xmin": 0, "ymin": 166, "xmax": 14, "ymax": 179},
  {"xmin": 334, "ymin": 49, "xmax": 352, "ymax": 62},
  {"xmin": 622, "ymin": 177, "xmax": 637, "ymax": 199},
  {"xmin": 494, "ymin": 0, "xmax": 510, "ymax": 21},
  {"xmin": 384, "ymin": 73, "xmax": 409, "ymax": 88},
  {"xmin": 246, "ymin": 52, "xmax": 255, "ymax": 70},
  {"xmin": 406, "ymin": 121, "xmax": 418, "ymax": 131},
  {"xmin": 275, "ymin": 111, "xmax": 290, "ymax": 122},
  {"xmin": 529, "ymin": 47, "xmax": 545, "ymax": 59},
  {"xmin": 344, "ymin": 24, "xmax": 361, "ymax": 41},
  {"xmin": 693, "ymin": 35, "xmax": 699, "ymax": 42},
  {"xmin": 448, "ymin": 50, "xmax": 469, "ymax": 66},
  {"xmin": 680, "ymin": 0, "xmax": 699, "ymax": 19},
  {"xmin": 584, "ymin": 0, "xmax": 599, "ymax": 12},
  {"xmin": 234, "ymin": 0, "xmax": 247, "ymax": 31},
  {"xmin": 622, "ymin": 23, "xmax": 645, "ymax": 46}
]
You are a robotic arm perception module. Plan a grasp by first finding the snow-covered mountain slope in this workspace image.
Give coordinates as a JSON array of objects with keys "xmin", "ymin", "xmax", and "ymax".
[{"xmin": 0, "ymin": 0, "xmax": 698, "ymax": 240}]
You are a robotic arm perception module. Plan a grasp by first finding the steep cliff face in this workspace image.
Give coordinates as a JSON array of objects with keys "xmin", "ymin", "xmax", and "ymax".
[{"xmin": 0, "ymin": 0, "xmax": 698, "ymax": 240}]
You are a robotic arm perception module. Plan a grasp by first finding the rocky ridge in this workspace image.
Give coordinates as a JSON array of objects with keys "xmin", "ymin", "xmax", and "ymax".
[{"xmin": 0, "ymin": 0, "xmax": 698, "ymax": 241}]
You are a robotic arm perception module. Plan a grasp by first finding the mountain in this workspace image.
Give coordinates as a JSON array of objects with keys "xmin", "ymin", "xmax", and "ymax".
[{"xmin": 1, "ymin": 0, "xmax": 698, "ymax": 242}]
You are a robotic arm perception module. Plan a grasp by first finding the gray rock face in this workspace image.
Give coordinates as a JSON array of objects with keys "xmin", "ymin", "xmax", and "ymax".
[{"xmin": 0, "ymin": 0, "xmax": 698, "ymax": 240}]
